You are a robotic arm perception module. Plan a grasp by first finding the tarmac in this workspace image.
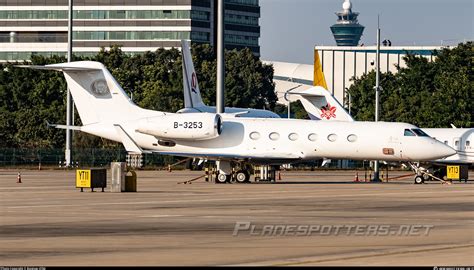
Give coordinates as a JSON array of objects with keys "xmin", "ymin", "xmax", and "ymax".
[{"xmin": 0, "ymin": 169, "xmax": 473, "ymax": 266}]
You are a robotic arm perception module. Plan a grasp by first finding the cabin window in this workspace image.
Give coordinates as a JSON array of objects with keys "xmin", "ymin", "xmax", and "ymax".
[
  {"xmin": 327, "ymin": 133, "xmax": 338, "ymax": 142},
  {"xmin": 288, "ymin": 133, "xmax": 299, "ymax": 141},
  {"xmin": 383, "ymin": 148, "xmax": 395, "ymax": 155},
  {"xmin": 466, "ymin": 141, "xmax": 470, "ymax": 147},
  {"xmin": 269, "ymin": 132, "xmax": 280, "ymax": 141},
  {"xmin": 455, "ymin": 140, "xmax": 459, "ymax": 147},
  {"xmin": 412, "ymin": 129, "xmax": 429, "ymax": 137},
  {"xmin": 347, "ymin": 134, "xmax": 357, "ymax": 142},
  {"xmin": 249, "ymin": 132, "xmax": 260, "ymax": 140},
  {"xmin": 308, "ymin": 133, "xmax": 318, "ymax": 142},
  {"xmin": 404, "ymin": 129, "xmax": 416, "ymax": 136},
  {"xmin": 444, "ymin": 140, "xmax": 448, "ymax": 145}
]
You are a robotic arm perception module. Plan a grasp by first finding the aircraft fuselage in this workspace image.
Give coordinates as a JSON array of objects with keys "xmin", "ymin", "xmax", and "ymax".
[{"xmin": 84, "ymin": 116, "xmax": 455, "ymax": 163}]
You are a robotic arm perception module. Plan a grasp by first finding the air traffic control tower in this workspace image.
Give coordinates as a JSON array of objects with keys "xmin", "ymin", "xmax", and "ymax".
[{"xmin": 330, "ymin": 0, "xmax": 365, "ymax": 46}]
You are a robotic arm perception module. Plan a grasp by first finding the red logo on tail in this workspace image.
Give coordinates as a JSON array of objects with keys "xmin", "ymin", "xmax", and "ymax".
[{"xmin": 320, "ymin": 103, "xmax": 337, "ymax": 119}]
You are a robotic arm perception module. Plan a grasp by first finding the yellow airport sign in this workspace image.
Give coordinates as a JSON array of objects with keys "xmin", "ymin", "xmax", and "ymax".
[
  {"xmin": 76, "ymin": 169, "xmax": 91, "ymax": 188},
  {"xmin": 447, "ymin": 166, "xmax": 460, "ymax": 180}
]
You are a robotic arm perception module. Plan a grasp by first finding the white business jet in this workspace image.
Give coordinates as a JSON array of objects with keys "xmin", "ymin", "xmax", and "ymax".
[
  {"xmin": 19, "ymin": 61, "xmax": 455, "ymax": 183},
  {"xmin": 291, "ymin": 86, "xmax": 473, "ymax": 183},
  {"xmin": 292, "ymin": 86, "xmax": 473, "ymax": 164},
  {"xmin": 177, "ymin": 40, "xmax": 279, "ymax": 118}
]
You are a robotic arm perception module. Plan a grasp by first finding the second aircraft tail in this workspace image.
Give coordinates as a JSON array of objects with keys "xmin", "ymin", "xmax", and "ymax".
[
  {"xmin": 181, "ymin": 40, "xmax": 205, "ymax": 109},
  {"xmin": 292, "ymin": 86, "xmax": 354, "ymax": 122}
]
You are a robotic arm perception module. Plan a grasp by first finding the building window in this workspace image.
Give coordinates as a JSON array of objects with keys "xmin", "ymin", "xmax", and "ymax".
[{"xmin": 0, "ymin": 10, "xmax": 195, "ymax": 20}]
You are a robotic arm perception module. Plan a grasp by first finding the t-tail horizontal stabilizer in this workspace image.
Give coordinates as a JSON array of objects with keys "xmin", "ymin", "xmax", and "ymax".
[{"xmin": 46, "ymin": 120, "xmax": 82, "ymax": 131}]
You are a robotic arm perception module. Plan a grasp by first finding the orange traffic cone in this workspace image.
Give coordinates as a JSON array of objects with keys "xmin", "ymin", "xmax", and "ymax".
[
  {"xmin": 17, "ymin": 172, "xmax": 22, "ymax": 183},
  {"xmin": 354, "ymin": 172, "xmax": 359, "ymax": 182}
]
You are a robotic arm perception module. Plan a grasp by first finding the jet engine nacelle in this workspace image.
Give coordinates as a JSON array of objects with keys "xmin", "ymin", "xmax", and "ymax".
[{"xmin": 136, "ymin": 113, "xmax": 222, "ymax": 140}]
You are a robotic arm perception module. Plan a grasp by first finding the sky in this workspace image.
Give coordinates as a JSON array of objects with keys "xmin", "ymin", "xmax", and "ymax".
[{"xmin": 259, "ymin": 0, "xmax": 474, "ymax": 64}]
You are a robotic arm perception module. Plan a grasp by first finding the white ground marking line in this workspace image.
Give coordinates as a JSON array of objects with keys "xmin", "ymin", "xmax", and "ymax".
[{"xmin": 4, "ymin": 190, "xmax": 474, "ymax": 209}]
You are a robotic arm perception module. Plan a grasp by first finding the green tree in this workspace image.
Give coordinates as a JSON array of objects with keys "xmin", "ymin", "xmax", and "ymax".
[
  {"xmin": 348, "ymin": 42, "xmax": 473, "ymax": 128},
  {"xmin": 0, "ymin": 44, "xmax": 278, "ymax": 149}
]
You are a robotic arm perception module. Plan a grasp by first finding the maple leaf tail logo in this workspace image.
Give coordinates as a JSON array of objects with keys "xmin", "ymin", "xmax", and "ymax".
[{"xmin": 320, "ymin": 103, "xmax": 337, "ymax": 120}]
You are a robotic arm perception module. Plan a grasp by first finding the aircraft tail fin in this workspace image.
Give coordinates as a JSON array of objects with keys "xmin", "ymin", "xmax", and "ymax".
[
  {"xmin": 291, "ymin": 86, "xmax": 354, "ymax": 122},
  {"xmin": 181, "ymin": 40, "xmax": 205, "ymax": 108},
  {"xmin": 18, "ymin": 61, "xmax": 143, "ymax": 125},
  {"xmin": 313, "ymin": 49, "xmax": 328, "ymax": 89}
]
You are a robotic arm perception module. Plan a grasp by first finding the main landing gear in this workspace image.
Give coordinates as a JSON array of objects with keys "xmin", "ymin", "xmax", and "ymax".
[{"xmin": 215, "ymin": 160, "xmax": 251, "ymax": 184}]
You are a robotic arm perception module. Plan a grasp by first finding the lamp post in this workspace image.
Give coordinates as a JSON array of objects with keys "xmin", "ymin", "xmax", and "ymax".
[
  {"xmin": 65, "ymin": 0, "xmax": 73, "ymax": 167},
  {"xmin": 216, "ymin": 0, "xmax": 225, "ymax": 114},
  {"xmin": 283, "ymin": 85, "xmax": 302, "ymax": 119},
  {"xmin": 372, "ymin": 16, "xmax": 382, "ymax": 182}
]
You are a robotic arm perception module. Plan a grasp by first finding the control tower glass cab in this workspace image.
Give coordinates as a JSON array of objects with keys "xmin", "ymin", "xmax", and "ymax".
[{"xmin": 330, "ymin": 0, "xmax": 365, "ymax": 46}]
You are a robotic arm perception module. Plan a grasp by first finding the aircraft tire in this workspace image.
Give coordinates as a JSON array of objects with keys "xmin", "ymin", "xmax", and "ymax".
[
  {"xmin": 235, "ymin": 170, "xmax": 250, "ymax": 183},
  {"xmin": 414, "ymin": 176, "xmax": 424, "ymax": 184},
  {"xmin": 216, "ymin": 173, "xmax": 230, "ymax": 184}
]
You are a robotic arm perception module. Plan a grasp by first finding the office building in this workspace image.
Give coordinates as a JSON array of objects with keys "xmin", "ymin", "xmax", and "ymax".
[{"xmin": 0, "ymin": 0, "xmax": 261, "ymax": 61}]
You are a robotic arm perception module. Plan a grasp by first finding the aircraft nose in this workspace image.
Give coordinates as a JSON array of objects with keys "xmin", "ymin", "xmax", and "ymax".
[{"xmin": 432, "ymin": 141, "xmax": 457, "ymax": 159}]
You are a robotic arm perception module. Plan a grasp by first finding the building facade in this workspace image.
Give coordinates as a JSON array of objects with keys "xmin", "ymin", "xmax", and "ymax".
[
  {"xmin": 316, "ymin": 46, "xmax": 441, "ymax": 106},
  {"xmin": 265, "ymin": 45, "xmax": 441, "ymax": 107},
  {"xmin": 0, "ymin": 0, "xmax": 260, "ymax": 61}
]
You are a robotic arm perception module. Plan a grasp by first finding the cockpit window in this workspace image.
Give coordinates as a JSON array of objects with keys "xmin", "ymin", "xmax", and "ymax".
[
  {"xmin": 404, "ymin": 129, "xmax": 416, "ymax": 136},
  {"xmin": 412, "ymin": 129, "xmax": 430, "ymax": 137}
]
